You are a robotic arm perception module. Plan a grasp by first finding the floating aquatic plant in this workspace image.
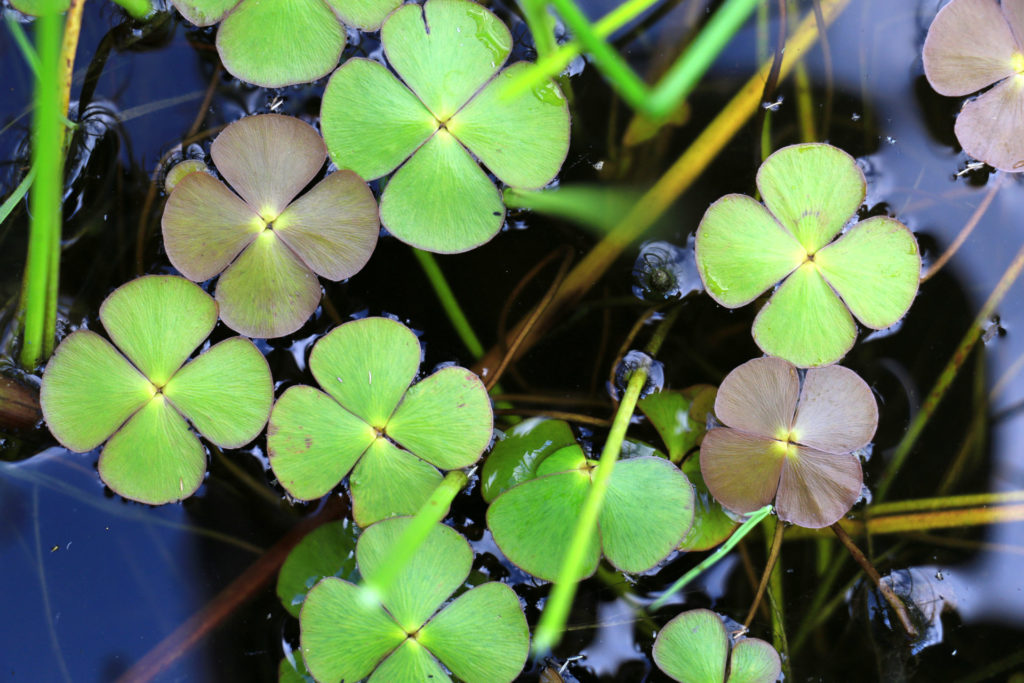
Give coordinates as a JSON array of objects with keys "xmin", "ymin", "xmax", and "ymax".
[
  {"xmin": 169, "ymin": 0, "xmax": 400, "ymax": 87},
  {"xmin": 653, "ymin": 608, "xmax": 781, "ymax": 683},
  {"xmin": 320, "ymin": 0, "xmax": 571, "ymax": 253},
  {"xmin": 162, "ymin": 114, "xmax": 379, "ymax": 339},
  {"xmin": 700, "ymin": 356, "xmax": 877, "ymax": 529},
  {"xmin": 695, "ymin": 143, "xmax": 921, "ymax": 367},
  {"xmin": 639, "ymin": 387, "xmax": 738, "ymax": 551},
  {"xmin": 276, "ymin": 519, "xmax": 359, "ymax": 618},
  {"xmin": 300, "ymin": 517, "xmax": 529, "ymax": 683},
  {"xmin": 923, "ymin": 0, "xmax": 1024, "ymax": 171},
  {"xmin": 267, "ymin": 317, "xmax": 492, "ymax": 526},
  {"xmin": 486, "ymin": 423, "xmax": 695, "ymax": 581},
  {"xmin": 39, "ymin": 276, "xmax": 272, "ymax": 504}
]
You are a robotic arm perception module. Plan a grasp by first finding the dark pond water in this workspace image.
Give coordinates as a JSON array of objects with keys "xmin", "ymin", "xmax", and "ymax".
[{"xmin": 2, "ymin": 0, "xmax": 1024, "ymax": 680}]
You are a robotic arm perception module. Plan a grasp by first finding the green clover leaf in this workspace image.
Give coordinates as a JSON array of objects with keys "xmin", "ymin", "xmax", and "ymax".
[
  {"xmin": 39, "ymin": 276, "xmax": 273, "ymax": 504},
  {"xmin": 267, "ymin": 317, "xmax": 493, "ymax": 526},
  {"xmin": 320, "ymin": 0, "xmax": 571, "ymax": 253},
  {"xmin": 299, "ymin": 518, "xmax": 529, "ymax": 683},
  {"xmin": 653, "ymin": 609, "xmax": 781, "ymax": 683},
  {"xmin": 170, "ymin": 0, "xmax": 401, "ymax": 87},
  {"xmin": 695, "ymin": 143, "xmax": 921, "ymax": 367},
  {"xmin": 161, "ymin": 114, "xmax": 380, "ymax": 339}
]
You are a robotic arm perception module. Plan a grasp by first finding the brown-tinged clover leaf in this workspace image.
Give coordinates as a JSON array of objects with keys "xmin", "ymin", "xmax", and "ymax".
[
  {"xmin": 700, "ymin": 357, "xmax": 877, "ymax": 528},
  {"xmin": 162, "ymin": 114, "xmax": 379, "ymax": 339},
  {"xmin": 923, "ymin": 0, "xmax": 1024, "ymax": 171}
]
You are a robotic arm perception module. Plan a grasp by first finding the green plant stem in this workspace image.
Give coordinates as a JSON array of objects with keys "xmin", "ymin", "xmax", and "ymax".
[
  {"xmin": 5, "ymin": 15, "xmax": 41, "ymax": 76},
  {"xmin": 21, "ymin": 2, "xmax": 64, "ymax": 369},
  {"xmin": 519, "ymin": 0, "xmax": 558, "ymax": 57},
  {"xmin": 644, "ymin": 0, "xmax": 764, "ymax": 117},
  {"xmin": 360, "ymin": 470, "xmax": 469, "ymax": 606},
  {"xmin": 0, "ymin": 167, "xmax": 35, "ymax": 227},
  {"xmin": 875, "ymin": 241, "xmax": 1024, "ymax": 502},
  {"xmin": 509, "ymin": 0, "xmax": 662, "ymax": 97},
  {"xmin": 413, "ymin": 249, "xmax": 485, "ymax": 360},
  {"xmin": 649, "ymin": 504, "xmax": 773, "ymax": 611},
  {"xmin": 532, "ymin": 367, "xmax": 645, "ymax": 654}
]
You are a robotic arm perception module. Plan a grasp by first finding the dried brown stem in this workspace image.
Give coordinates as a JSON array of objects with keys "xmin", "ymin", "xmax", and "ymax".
[{"xmin": 744, "ymin": 518, "xmax": 784, "ymax": 629}]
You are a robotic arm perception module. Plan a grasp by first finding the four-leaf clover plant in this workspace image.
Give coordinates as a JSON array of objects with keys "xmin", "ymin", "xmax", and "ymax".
[
  {"xmin": 923, "ymin": 0, "xmax": 1024, "ymax": 171},
  {"xmin": 162, "ymin": 114, "xmax": 380, "ymax": 339},
  {"xmin": 320, "ymin": 0, "xmax": 571, "ymax": 253},
  {"xmin": 267, "ymin": 317, "xmax": 493, "ymax": 526},
  {"xmin": 700, "ymin": 357, "xmax": 877, "ymax": 529},
  {"xmin": 40, "ymin": 276, "xmax": 273, "ymax": 504},
  {"xmin": 300, "ymin": 517, "xmax": 529, "ymax": 683},
  {"xmin": 653, "ymin": 609, "xmax": 781, "ymax": 683},
  {"xmin": 695, "ymin": 143, "xmax": 921, "ymax": 367}
]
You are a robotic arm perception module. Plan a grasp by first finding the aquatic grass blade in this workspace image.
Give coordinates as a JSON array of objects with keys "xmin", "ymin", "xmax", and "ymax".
[
  {"xmin": 751, "ymin": 262, "xmax": 857, "ymax": 367},
  {"xmin": 308, "ymin": 317, "xmax": 421, "ymax": 429},
  {"xmin": 324, "ymin": 0, "xmax": 400, "ymax": 30},
  {"xmin": 348, "ymin": 437, "xmax": 444, "ymax": 527},
  {"xmin": 418, "ymin": 583, "xmax": 530, "ymax": 683},
  {"xmin": 695, "ymin": 194, "xmax": 806, "ymax": 307},
  {"xmin": 713, "ymin": 357, "xmax": 798, "ymax": 440},
  {"xmin": 356, "ymin": 517, "xmax": 472, "ymax": 632},
  {"xmin": 321, "ymin": 58, "xmax": 439, "ymax": 181},
  {"xmin": 756, "ymin": 143, "xmax": 865, "ymax": 254},
  {"xmin": 386, "ymin": 366, "xmax": 493, "ymax": 470},
  {"xmin": 215, "ymin": 230, "xmax": 322, "ymax": 339},
  {"xmin": 774, "ymin": 446, "xmax": 862, "ymax": 528},
  {"xmin": 277, "ymin": 519, "xmax": 359, "ymax": 617},
  {"xmin": 480, "ymin": 418, "xmax": 577, "ymax": 502},
  {"xmin": 952, "ymin": 75, "xmax": 1024, "ymax": 172},
  {"xmin": 98, "ymin": 396, "xmax": 206, "ymax": 504},
  {"xmin": 211, "ymin": 114, "xmax": 326, "ymax": 219},
  {"xmin": 727, "ymin": 637, "xmax": 782, "ymax": 683},
  {"xmin": 790, "ymin": 365, "xmax": 877, "ymax": 454},
  {"xmin": 267, "ymin": 385, "xmax": 377, "ymax": 500},
  {"xmin": 447, "ymin": 62, "xmax": 570, "ymax": 189},
  {"xmin": 599, "ymin": 456, "xmax": 694, "ymax": 573},
  {"xmin": 300, "ymin": 577, "xmax": 407, "ymax": 683},
  {"xmin": 169, "ymin": 0, "xmax": 238, "ymax": 26},
  {"xmin": 163, "ymin": 337, "xmax": 273, "ymax": 448},
  {"xmin": 379, "ymin": 130, "xmax": 505, "ymax": 253},
  {"xmin": 162, "ymin": 171, "xmax": 264, "ymax": 281},
  {"xmin": 813, "ymin": 216, "xmax": 921, "ymax": 329},
  {"xmin": 503, "ymin": 184, "xmax": 640, "ymax": 233},
  {"xmin": 486, "ymin": 470, "xmax": 598, "ymax": 582},
  {"xmin": 273, "ymin": 170, "xmax": 380, "ymax": 281},
  {"xmin": 382, "ymin": 0, "xmax": 512, "ymax": 120},
  {"xmin": 700, "ymin": 428, "xmax": 784, "ymax": 515},
  {"xmin": 652, "ymin": 609, "xmax": 729, "ymax": 683},
  {"xmin": 921, "ymin": 0, "xmax": 1019, "ymax": 96},
  {"xmin": 216, "ymin": 0, "xmax": 345, "ymax": 88},
  {"xmin": 368, "ymin": 639, "xmax": 449, "ymax": 683},
  {"xmin": 99, "ymin": 276, "xmax": 217, "ymax": 387},
  {"xmin": 40, "ymin": 330, "xmax": 154, "ymax": 452}
]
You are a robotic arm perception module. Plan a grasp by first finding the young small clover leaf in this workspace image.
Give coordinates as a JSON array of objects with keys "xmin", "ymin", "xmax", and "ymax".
[
  {"xmin": 695, "ymin": 143, "xmax": 921, "ymax": 368},
  {"xmin": 653, "ymin": 609, "xmax": 781, "ymax": 683},
  {"xmin": 923, "ymin": 0, "xmax": 1024, "ymax": 171},
  {"xmin": 267, "ymin": 317, "xmax": 493, "ymax": 527},
  {"xmin": 300, "ymin": 517, "xmax": 529, "ymax": 683},
  {"xmin": 169, "ymin": 0, "xmax": 400, "ymax": 87},
  {"xmin": 320, "ymin": 0, "xmax": 571, "ymax": 253},
  {"xmin": 486, "ymin": 439, "xmax": 695, "ymax": 582},
  {"xmin": 700, "ymin": 357, "xmax": 877, "ymax": 529},
  {"xmin": 162, "ymin": 114, "xmax": 379, "ymax": 339},
  {"xmin": 40, "ymin": 276, "xmax": 272, "ymax": 505}
]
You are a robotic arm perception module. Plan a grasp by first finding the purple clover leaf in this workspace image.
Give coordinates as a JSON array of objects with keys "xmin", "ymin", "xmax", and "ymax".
[{"xmin": 700, "ymin": 357, "xmax": 878, "ymax": 529}]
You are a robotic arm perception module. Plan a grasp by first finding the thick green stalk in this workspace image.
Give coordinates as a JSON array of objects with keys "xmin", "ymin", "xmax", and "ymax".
[
  {"xmin": 532, "ymin": 367, "xmax": 646, "ymax": 653},
  {"xmin": 876, "ymin": 242, "xmax": 1024, "ymax": 501},
  {"xmin": 519, "ymin": 0, "xmax": 558, "ymax": 57},
  {"xmin": 360, "ymin": 470, "xmax": 469, "ymax": 606},
  {"xmin": 413, "ymin": 249, "xmax": 485, "ymax": 360},
  {"xmin": 649, "ymin": 504, "xmax": 773, "ymax": 611},
  {"xmin": 21, "ymin": 1, "xmax": 63, "ymax": 369}
]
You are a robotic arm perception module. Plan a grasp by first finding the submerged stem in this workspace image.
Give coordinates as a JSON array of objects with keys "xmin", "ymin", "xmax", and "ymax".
[
  {"xmin": 744, "ymin": 517, "xmax": 785, "ymax": 629},
  {"xmin": 413, "ymin": 249, "xmax": 485, "ymax": 359}
]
